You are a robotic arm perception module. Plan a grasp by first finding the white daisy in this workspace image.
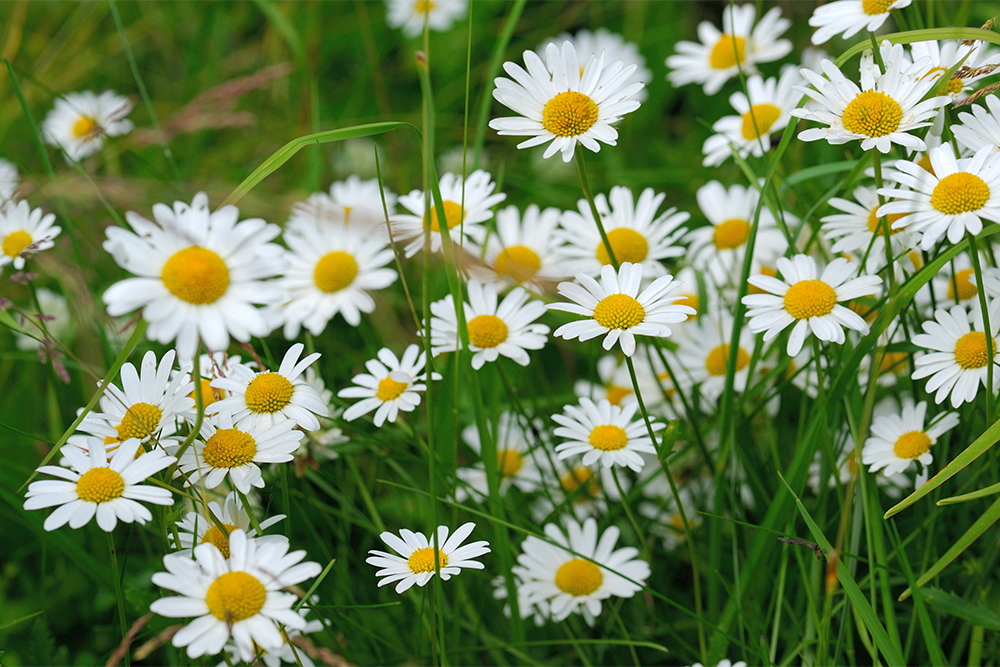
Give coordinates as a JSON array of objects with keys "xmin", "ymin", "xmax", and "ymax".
[
  {"xmin": 13, "ymin": 287, "xmax": 75, "ymax": 351},
  {"xmin": 0, "ymin": 199, "xmax": 60, "ymax": 273},
  {"xmin": 456, "ymin": 412, "xmax": 546, "ymax": 501},
  {"xmin": 637, "ymin": 483, "xmax": 702, "ymax": 552},
  {"xmin": 549, "ymin": 262, "xmax": 695, "ymax": 356},
  {"xmin": 954, "ymin": 95, "xmax": 1000, "ymax": 155},
  {"xmin": 910, "ymin": 40, "xmax": 1000, "ymax": 106},
  {"xmin": 41, "ymin": 90, "xmax": 134, "ymax": 161},
  {"xmin": 923, "ymin": 252, "xmax": 985, "ymax": 308},
  {"xmin": 173, "ymin": 491, "xmax": 286, "ymax": 557},
  {"xmin": 538, "ymin": 29, "xmax": 651, "ymax": 103},
  {"xmin": 531, "ymin": 459, "xmax": 623, "ymax": 522},
  {"xmin": 24, "ymin": 438, "xmax": 175, "ymax": 532},
  {"xmin": 218, "ymin": 607, "xmax": 325, "ymax": 667},
  {"xmin": 101, "ymin": 192, "xmax": 287, "ymax": 360},
  {"xmin": 489, "ymin": 40, "xmax": 644, "ymax": 163},
  {"xmin": 552, "ymin": 397, "xmax": 662, "ymax": 473},
  {"xmin": 0, "ymin": 158, "xmax": 18, "ymax": 202},
  {"xmin": 674, "ymin": 314, "xmax": 755, "ymax": 406},
  {"xmin": 808, "ymin": 0, "xmax": 912, "ymax": 45},
  {"xmin": 293, "ymin": 368, "xmax": 349, "ymax": 470},
  {"xmin": 471, "ymin": 204, "xmax": 566, "ymax": 289},
  {"xmin": 149, "ymin": 529, "xmax": 321, "ymax": 661},
  {"xmin": 289, "ymin": 175, "xmax": 397, "ymax": 238},
  {"xmin": 385, "ymin": 0, "xmax": 467, "ymax": 37},
  {"xmin": 178, "ymin": 352, "xmax": 251, "ymax": 415},
  {"xmin": 821, "ymin": 185, "xmax": 917, "ymax": 274},
  {"xmin": 338, "ymin": 344, "xmax": 439, "ymax": 427},
  {"xmin": 572, "ymin": 353, "xmax": 660, "ymax": 409},
  {"xmin": 366, "ymin": 522, "xmax": 490, "ymax": 594},
  {"xmin": 742, "ymin": 255, "xmax": 883, "ymax": 356},
  {"xmin": 862, "ymin": 399, "xmax": 959, "ymax": 477},
  {"xmin": 666, "ymin": 4, "xmax": 792, "ymax": 95}
]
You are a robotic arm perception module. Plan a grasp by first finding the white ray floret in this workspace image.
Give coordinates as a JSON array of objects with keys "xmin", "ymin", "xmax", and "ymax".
[
  {"xmin": 338, "ymin": 344, "xmax": 439, "ymax": 427},
  {"xmin": 552, "ymin": 397, "xmax": 662, "ymax": 472},
  {"xmin": 366, "ymin": 522, "xmax": 490, "ymax": 594},
  {"xmin": 456, "ymin": 412, "xmax": 546, "ymax": 501},
  {"xmin": 538, "ymin": 28, "xmax": 651, "ymax": 103},
  {"xmin": 862, "ymin": 399, "xmax": 959, "ymax": 477},
  {"xmin": 385, "ymin": 0, "xmax": 467, "ymax": 37},
  {"xmin": 808, "ymin": 0, "xmax": 911, "ymax": 45},
  {"xmin": 471, "ymin": 204, "xmax": 567, "ymax": 289},
  {"xmin": 173, "ymin": 491, "xmax": 286, "ymax": 556},
  {"xmin": 954, "ymin": 95, "xmax": 1000, "ymax": 155}
]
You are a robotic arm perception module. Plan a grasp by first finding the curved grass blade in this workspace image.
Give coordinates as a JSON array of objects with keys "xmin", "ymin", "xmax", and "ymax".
[
  {"xmin": 836, "ymin": 28, "xmax": 1000, "ymax": 66},
  {"xmin": 938, "ymin": 481, "xmax": 1000, "ymax": 505}
]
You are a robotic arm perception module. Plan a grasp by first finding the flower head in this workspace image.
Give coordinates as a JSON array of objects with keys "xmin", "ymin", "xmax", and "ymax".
[
  {"xmin": 808, "ymin": 0, "xmax": 912, "ymax": 45},
  {"xmin": 367, "ymin": 522, "xmax": 490, "ymax": 593},
  {"xmin": 552, "ymin": 397, "xmax": 662, "ymax": 472},
  {"xmin": 42, "ymin": 90, "xmax": 133, "ymax": 161},
  {"xmin": 0, "ymin": 200, "xmax": 60, "ymax": 273},
  {"xmin": 471, "ymin": 204, "xmax": 567, "ymax": 289},
  {"xmin": 338, "ymin": 344, "xmax": 439, "ymax": 426},
  {"xmin": 912, "ymin": 303, "xmax": 1000, "ymax": 407},
  {"xmin": 862, "ymin": 399, "xmax": 959, "ymax": 477},
  {"xmin": 385, "ymin": 0, "xmax": 467, "ymax": 37}
]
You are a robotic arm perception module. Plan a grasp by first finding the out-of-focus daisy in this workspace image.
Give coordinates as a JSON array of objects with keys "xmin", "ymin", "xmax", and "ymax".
[
  {"xmin": 666, "ymin": 4, "xmax": 792, "ymax": 95},
  {"xmin": 366, "ymin": 522, "xmax": 490, "ymax": 594},
  {"xmin": 674, "ymin": 315, "xmax": 755, "ymax": 406},
  {"xmin": 638, "ymin": 484, "xmax": 701, "ymax": 551},
  {"xmin": 911, "ymin": 41, "xmax": 1000, "ymax": 107},
  {"xmin": 926, "ymin": 253, "xmax": 984, "ymax": 308},
  {"xmin": 24, "ymin": 438, "xmax": 175, "ymax": 532},
  {"xmin": 573, "ymin": 353, "xmax": 660, "ymax": 409},
  {"xmin": 912, "ymin": 303, "xmax": 1000, "ymax": 407},
  {"xmin": 490, "ymin": 41, "xmax": 644, "ymax": 163},
  {"xmin": 493, "ymin": 574, "xmax": 551, "ymax": 627},
  {"xmin": 954, "ymin": 95, "xmax": 1000, "ymax": 155},
  {"xmin": 177, "ymin": 352, "xmax": 250, "ymax": 414},
  {"xmin": 743, "ymin": 255, "xmax": 883, "ymax": 356},
  {"xmin": 293, "ymin": 369, "xmax": 349, "ymax": 474},
  {"xmin": 42, "ymin": 90, "xmax": 134, "ymax": 161},
  {"xmin": 173, "ymin": 491, "xmax": 286, "ymax": 557},
  {"xmin": 878, "ymin": 145, "xmax": 1000, "ymax": 249},
  {"xmin": 385, "ymin": 0, "xmax": 466, "ymax": 37},
  {"xmin": 808, "ymin": 0, "xmax": 911, "ymax": 45},
  {"xmin": 391, "ymin": 170, "xmax": 505, "ymax": 258},
  {"xmin": 691, "ymin": 660, "xmax": 747, "ymax": 667},
  {"xmin": 150, "ymin": 529, "xmax": 321, "ymax": 661},
  {"xmin": 456, "ymin": 412, "xmax": 545, "ymax": 501},
  {"xmin": 532, "ymin": 459, "xmax": 623, "ymax": 522},
  {"xmin": 862, "ymin": 399, "xmax": 959, "ymax": 477},
  {"xmin": 538, "ymin": 29, "xmax": 651, "ymax": 103},
  {"xmin": 0, "ymin": 200, "xmax": 60, "ymax": 273},
  {"xmin": 0, "ymin": 158, "xmax": 18, "ymax": 202},
  {"xmin": 550, "ymin": 262, "xmax": 695, "ymax": 356},
  {"xmin": 552, "ymin": 397, "xmax": 662, "ymax": 472},
  {"xmin": 514, "ymin": 517, "xmax": 650, "ymax": 624},
  {"xmin": 102, "ymin": 193, "xmax": 287, "ymax": 360},
  {"xmin": 473, "ymin": 204, "xmax": 566, "ymax": 289},
  {"xmin": 821, "ymin": 185, "xmax": 917, "ymax": 274},
  {"xmin": 13, "ymin": 287, "xmax": 75, "ymax": 351},
  {"xmin": 556, "ymin": 186, "xmax": 687, "ymax": 280},
  {"xmin": 338, "ymin": 344, "xmax": 439, "ymax": 427},
  {"xmin": 289, "ymin": 175, "xmax": 396, "ymax": 237}
]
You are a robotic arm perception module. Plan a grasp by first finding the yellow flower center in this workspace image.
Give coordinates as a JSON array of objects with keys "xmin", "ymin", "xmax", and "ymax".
[
  {"xmin": 76, "ymin": 467, "xmax": 125, "ymax": 503},
  {"xmin": 948, "ymin": 268, "xmax": 979, "ymax": 301},
  {"xmin": 588, "ymin": 424, "xmax": 628, "ymax": 451},
  {"xmin": 917, "ymin": 155, "xmax": 936, "ymax": 176},
  {"xmin": 841, "ymin": 90, "xmax": 903, "ymax": 138},
  {"xmin": 467, "ymin": 314, "xmax": 509, "ymax": 349},
  {"xmin": 73, "ymin": 116, "xmax": 98, "ymax": 139},
  {"xmin": 880, "ymin": 351, "xmax": 908, "ymax": 374},
  {"xmin": 190, "ymin": 379, "xmax": 223, "ymax": 409},
  {"xmin": 866, "ymin": 208, "xmax": 906, "ymax": 235},
  {"xmin": 313, "ymin": 251, "xmax": 358, "ymax": 293},
  {"xmin": 554, "ymin": 558, "xmax": 603, "ymax": 596},
  {"xmin": 203, "ymin": 428, "xmax": 257, "ymax": 469},
  {"xmin": 705, "ymin": 344, "xmax": 750, "ymax": 377},
  {"xmin": 862, "ymin": 0, "xmax": 893, "ymax": 13},
  {"xmin": 161, "ymin": 246, "xmax": 230, "ymax": 305},
  {"xmin": 376, "ymin": 375, "xmax": 409, "ymax": 402},
  {"xmin": 497, "ymin": 449, "xmax": 524, "ymax": 477},
  {"xmin": 893, "ymin": 430, "xmax": 932, "ymax": 459},
  {"xmin": 592, "ymin": 293, "xmax": 645, "ymax": 330},
  {"xmin": 201, "ymin": 522, "xmax": 239, "ymax": 559},
  {"xmin": 713, "ymin": 218, "xmax": 751, "ymax": 250},
  {"xmin": 424, "ymin": 200, "xmax": 464, "ymax": 233},
  {"xmin": 931, "ymin": 172, "xmax": 991, "ymax": 215},
  {"xmin": 205, "ymin": 571, "xmax": 267, "ymax": 622},
  {"xmin": 244, "ymin": 372, "xmax": 294, "ymax": 414},
  {"xmin": 2, "ymin": 230, "xmax": 32, "ymax": 258},
  {"xmin": 407, "ymin": 547, "xmax": 448, "ymax": 573},
  {"xmin": 940, "ymin": 77, "xmax": 964, "ymax": 96},
  {"xmin": 495, "ymin": 245, "xmax": 541, "ymax": 283},
  {"xmin": 741, "ymin": 104, "xmax": 782, "ymax": 140},
  {"xmin": 954, "ymin": 331, "xmax": 995, "ymax": 369},
  {"xmin": 676, "ymin": 293, "xmax": 699, "ymax": 317},
  {"xmin": 113, "ymin": 402, "xmax": 163, "ymax": 441},
  {"xmin": 596, "ymin": 228, "xmax": 649, "ymax": 266},
  {"xmin": 413, "ymin": 0, "xmax": 434, "ymax": 12},
  {"xmin": 542, "ymin": 91, "xmax": 600, "ymax": 137},
  {"xmin": 783, "ymin": 279, "xmax": 837, "ymax": 320},
  {"xmin": 605, "ymin": 384, "xmax": 633, "ymax": 406},
  {"xmin": 709, "ymin": 34, "xmax": 746, "ymax": 70},
  {"xmin": 560, "ymin": 466, "xmax": 600, "ymax": 501}
]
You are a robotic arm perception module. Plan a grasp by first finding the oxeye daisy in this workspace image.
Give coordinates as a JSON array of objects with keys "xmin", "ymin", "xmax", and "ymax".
[
  {"xmin": 538, "ymin": 29, "xmax": 650, "ymax": 102},
  {"xmin": 429, "ymin": 280, "xmax": 550, "ymax": 370},
  {"xmin": 177, "ymin": 351, "xmax": 251, "ymax": 415},
  {"xmin": 514, "ymin": 517, "xmax": 650, "ymax": 624},
  {"xmin": 338, "ymin": 344, "xmax": 439, "ymax": 427},
  {"xmin": 556, "ymin": 186, "xmax": 687, "ymax": 280},
  {"xmin": 456, "ymin": 412, "xmax": 545, "ymax": 501},
  {"xmin": 532, "ymin": 459, "xmax": 623, "ymax": 522},
  {"xmin": 173, "ymin": 491, "xmax": 285, "ymax": 557},
  {"xmin": 574, "ymin": 354, "xmax": 653, "ymax": 409},
  {"xmin": 549, "ymin": 262, "xmax": 695, "ymax": 356},
  {"xmin": 366, "ymin": 522, "xmax": 490, "ymax": 594},
  {"xmin": 808, "ymin": 0, "xmax": 911, "ymax": 45},
  {"xmin": 923, "ymin": 252, "xmax": 986, "ymax": 308},
  {"xmin": 149, "ymin": 529, "xmax": 322, "ymax": 661},
  {"xmin": 878, "ymin": 145, "xmax": 1000, "ymax": 249},
  {"xmin": 41, "ymin": 90, "xmax": 134, "ymax": 162},
  {"xmin": 742, "ymin": 255, "xmax": 883, "ymax": 356},
  {"xmin": 552, "ymin": 397, "xmax": 662, "ymax": 473},
  {"xmin": 489, "ymin": 40, "xmax": 645, "ymax": 163},
  {"xmin": 862, "ymin": 399, "xmax": 959, "ymax": 477},
  {"xmin": 0, "ymin": 199, "xmax": 60, "ymax": 273},
  {"xmin": 390, "ymin": 170, "xmax": 505, "ymax": 258},
  {"xmin": 472, "ymin": 204, "xmax": 566, "ymax": 289},
  {"xmin": 208, "ymin": 343, "xmax": 329, "ymax": 432},
  {"xmin": 24, "ymin": 438, "xmax": 175, "ymax": 532},
  {"xmin": 0, "ymin": 158, "xmax": 18, "ymax": 202},
  {"xmin": 385, "ymin": 0, "xmax": 467, "ymax": 37},
  {"xmin": 666, "ymin": 4, "xmax": 792, "ymax": 95},
  {"xmin": 821, "ymin": 185, "xmax": 917, "ymax": 274},
  {"xmin": 289, "ymin": 175, "xmax": 397, "ymax": 237},
  {"xmin": 674, "ymin": 315, "xmax": 756, "ymax": 406},
  {"xmin": 954, "ymin": 95, "xmax": 1000, "ymax": 155},
  {"xmin": 101, "ymin": 192, "xmax": 287, "ymax": 360},
  {"xmin": 910, "ymin": 41, "xmax": 1000, "ymax": 107}
]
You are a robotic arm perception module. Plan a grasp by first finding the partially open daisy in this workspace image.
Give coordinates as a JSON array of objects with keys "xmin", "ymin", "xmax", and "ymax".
[
  {"xmin": 808, "ymin": 0, "xmax": 911, "ymax": 45},
  {"xmin": 102, "ymin": 192, "xmax": 287, "ymax": 359},
  {"xmin": 472, "ymin": 204, "xmax": 566, "ymax": 289},
  {"xmin": 429, "ymin": 280, "xmax": 549, "ymax": 370},
  {"xmin": 289, "ymin": 175, "xmax": 397, "ymax": 236},
  {"xmin": 514, "ymin": 517, "xmax": 650, "ymax": 624},
  {"xmin": 338, "ymin": 344, "xmax": 439, "ymax": 427},
  {"xmin": 0, "ymin": 158, "xmax": 18, "ymax": 202},
  {"xmin": 674, "ymin": 315, "xmax": 755, "ymax": 406},
  {"xmin": 743, "ymin": 255, "xmax": 883, "ymax": 356},
  {"xmin": 150, "ymin": 529, "xmax": 321, "ymax": 661},
  {"xmin": 0, "ymin": 199, "xmax": 60, "ymax": 273},
  {"xmin": 666, "ymin": 4, "xmax": 792, "ymax": 95},
  {"xmin": 821, "ymin": 185, "xmax": 917, "ymax": 274},
  {"xmin": 490, "ymin": 40, "xmax": 644, "ymax": 163},
  {"xmin": 912, "ymin": 303, "xmax": 1000, "ymax": 407},
  {"xmin": 954, "ymin": 95, "xmax": 1000, "ymax": 155},
  {"xmin": 366, "ymin": 522, "xmax": 490, "ymax": 594},
  {"xmin": 173, "ymin": 491, "xmax": 286, "ymax": 556},
  {"xmin": 385, "ymin": 0, "xmax": 467, "ymax": 37},
  {"xmin": 549, "ymin": 262, "xmax": 695, "ymax": 356},
  {"xmin": 862, "ymin": 399, "xmax": 959, "ymax": 477},
  {"xmin": 456, "ymin": 412, "xmax": 545, "ymax": 501},
  {"xmin": 552, "ymin": 397, "xmax": 662, "ymax": 472},
  {"xmin": 538, "ymin": 29, "xmax": 651, "ymax": 103},
  {"xmin": 24, "ymin": 438, "xmax": 175, "ymax": 532},
  {"xmin": 42, "ymin": 90, "xmax": 134, "ymax": 161}
]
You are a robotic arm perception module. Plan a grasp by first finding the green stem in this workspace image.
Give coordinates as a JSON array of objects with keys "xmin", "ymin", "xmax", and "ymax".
[
  {"xmin": 871, "ymin": 151, "xmax": 898, "ymax": 295},
  {"xmin": 575, "ymin": 150, "xmax": 618, "ymax": 269},
  {"xmin": 968, "ymin": 233, "xmax": 995, "ymax": 424},
  {"xmin": 107, "ymin": 531, "xmax": 130, "ymax": 667}
]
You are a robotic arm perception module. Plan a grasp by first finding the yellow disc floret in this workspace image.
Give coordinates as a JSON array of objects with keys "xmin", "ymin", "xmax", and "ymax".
[
  {"xmin": 841, "ymin": 90, "xmax": 903, "ymax": 138},
  {"xmin": 596, "ymin": 228, "xmax": 649, "ymax": 266},
  {"xmin": 2, "ymin": 230, "xmax": 32, "ymax": 258},
  {"xmin": 705, "ymin": 344, "xmax": 750, "ymax": 376},
  {"xmin": 495, "ymin": 245, "xmax": 541, "ymax": 283},
  {"xmin": 161, "ymin": 246, "xmax": 230, "ymax": 305},
  {"xmin": 930, "ymin": 172, "xmax": 990, "ymax": 215},
  {"xmin": 713, "ymin": 218, "xmax": 751, "ymax": 250},
  {"xmin": 862, "ymin": 0, "xmax": 893, "ymax": 14},
  {"xmin": 866, "ymin": 208, "xmax": 906, "ymax": 235},
  {"xmin": 554, "ymin": 558, "xmax": 603, "ymax": 596},
  {"xmin": 413, "ymin": 0, "xmax": 435, "ymax": 12},
  {"xmin": 948, "ymin": 268, "xmax": 978, "ymax": 301},
  {"xmin": 424, "ymin": 200, "xmax": 464, "ymax": 233},
  {"xmin": 709, "ymin": 35, "xmax": 746, "ymax": 70},
  {"xmin": 244, "ymin": 372, "xmax": 295, "ymax": 414},
  {"xmin": 73, "ymin": 116, "xmax": 98, "ymax": 139},
  {"xmin": 542, "ymin": 91, "xmax": 599, "ymax": 137},
  {"xmin": 205, "ymin": 571, "xmax": 267, "ymax": 622},
  {"xmin": 201, "ymin": 522, "xmax": 239, "ymax": 559},
  {"xmin": 954, "ymin": 331, "xmax": 995, "ymax": 369},
  {"xmin": 741, "ymin": 104, "xmax": 782, "ymax": 140},
  {"xmin": 467, "ymin": 314, "xmax": 509, "ymax": 349},
  {"xmin": 113, "ymin": 402, "xmax": 163, "ymax": 441},
  {"xmin": 605, "ymin": 385, "xmax": 633, "ymax": 406},
  {"xmin": 593, "ymin": 293, "xmax": 645, "ymax": 330},
  {"xmin": 76, "ymin": 467, "xmax": 125, "ymax": 503},
  {"xmin": 407, "ymin": 547, "xmax": 448, "ymax": 573},
  {"xmin": 588, "ymin": 424, "xmax": 628, "ymax": 451},
  {"xmin": 893, "ymin": 431, "xmax": 932, "ymax": 460},
  {"xmin": 376, "ymin": 375, "xmax": 409, "ymax": 402},
  {"xmin": 783, "ymin": 280, "xmax": 837, "ymax": 320},
  {"xmin": 203, "ymin": 428, "xmax": 257, "ymax": 469},
  {"xmin": 560, "ymin": 466, "xmax": 600, "ymax": 501},
  {"xmin": 313, "ymin": 251, "xmax": 358, "ymax": 293},
  {"xmin": 497, "ymin": 449, "xmax": 524, "ymax": 477}
]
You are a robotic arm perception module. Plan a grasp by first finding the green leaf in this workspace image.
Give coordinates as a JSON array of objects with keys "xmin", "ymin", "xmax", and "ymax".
[
  {"xmin": 938, "ymin": 481, "xmax": 1000, "ymax": 506},
  {"xmin": 836, "ymin": 28, "xmax": 1000, "ymax": 66},
  {"xmin": 0, "ymin": 609, "xmax": 44, "ymax": 631},
  {"xmin": 920, "ymin": 587, "xmax": 1000, "ymax": 631},
  {"xmin": 0, "ymin": 309, "xmax": 29, "ymax": 336}
]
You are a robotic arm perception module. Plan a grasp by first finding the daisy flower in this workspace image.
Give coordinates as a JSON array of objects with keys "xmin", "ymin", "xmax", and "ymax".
[
  {"xmin": 472, "ymin": 204, "xmax": 566, "ymax": 289},
  {"xmin": 385, "ymin": 0, "xmax": 467, "ymax": 38},
  {"xmin": 209, "ymin": 343, "xmax": 329, "ymax": 432},
  {"xmin": 456, "ymin": 412, "xmax": 546, "ymax": 501},
  {"xmin": 572, "ymin": 353, "xmax": 660, "ymax": 409},
  {"xmin": 538, "ymin": 29, "xmax": 651, "ymax": 103},
  {"xmin": 878, "ymin": 145, "xmax": 1000, "ymax": 249},
  {"xmin": 808, "ymin": 0, "xmax": 911, "ymax": 45},
  {"xmin": 552, "ymin": 397, "xmax": 662, "ymax": 473},
  {"xmin": 173, "ymin": 491, "xmax": 286, "ymax": 557},
  {"xmin": 791, "ymin": 42, "xmax": 950, "ymax": 154},
  {"xmin": 177, "ymin": 351, "xmax": 251, "ymax": 414},
  {"xmin": 743, "ymin": 255, "xmax": 883, "ymax": 356},
  {"xmin": 637, "ymin": 484, "xmax": 701, "ymax": 551},
  {"xmin": 666, "ymin": 4, "xmax": 792, "ymax": 95},
  {"xmin": 366, "ymin": 522, "xmax": 490, "ymax": 594},
  {"xmin": 532, "ymin": 459, "xmax": 623, "ymax": 522},
  {"xmin": 0, "ymin": 158, "xmax": 18, "ymax": 202},
  {"xmin": 0, "ymin": 199, "xmax": 60, "ymax": 273},
  {"xmin": 821, "ymin": 185, "xmax": 917, "ymax": 274},
  {"xmin": 429, "ymin": 280, "xmax": 549, "ymax": 370},
  {"xmin": 910, "ymin": 40, "xmax": 1000, "ymax": 106},
  {"xmin": 293, "ymin": 368, "xmax": 350, "ymax": 472},
  {"xmin": 41, "ymin": 90, "xmax": 134, "ymax": 161},
  {"xmin": 289, "ymin": 175, "xmax": 397, "ymax": 237},
  {"xmin": 954, "ymin": 95, "xmax": 1000, "ymax": 155},
  {"xmin": 862, "ymin": 399, "xmax": 959, "ymax": 477},
  {"xmin": 923, "ymin": 252, "xmax": 985, "ymax": 308},
  {"xmin": 218, "ymin": 607, "xmax": 326, "ymax": 667},
  {"xmin": 489, "ymin": 40, "xmax": 645, "ymax": 163},
  {"xmin": 556, "ymin": 186, "xmax": 687, "ymax": 280},
  {"xmin": 514, "ymin": 517, "xmax": 650, "ymax": 624},
  {"xmin": 549, "ymin": 262, "xmax": 695, "ymax": 356},
  {"xmin": 338, "ymin": 344, "xmax": 439, "ymax": 427},
  {"xmin": 390, "ymin": 170, "xmax": 505, "ymax": 258},
  {"xmin": 674, "ymin": 314, "xmax": 756, "ymax": 406},
  {"xmin": 13, "ymin": 287, "xmax": 75, "ymax": 352},
  {"xmin": 149, "ymin": 529, "xmax": 321, "ymax": 661},
  {"xmin": 101, "ymin": 192, "xmax": 287, "ymax": 360},
  {"xmin": 24, "ymin": 438, "xmax": 175, "ymax": 532}
]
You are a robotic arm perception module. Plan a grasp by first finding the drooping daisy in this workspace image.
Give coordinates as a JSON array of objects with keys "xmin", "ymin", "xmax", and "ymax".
[
  {"xmin": 490, "ymin": 40, "xmax": 645, "ymax": 163},
  {"xmin": 862, "ymin": 398, "xmax": 959, "ymax": 477},
  {"xmin": 0, "ymin": 158, "xmax": 18, "ymax": 202},
  {"xmin": 666, "ymin": 4, "xmax": 792, "ymax": 95},
  {"xmin": 385, "ymin": 0, "xmax": 467, "ymax": 37},
  {"xmin": 366, "ymin": 522, "xmax": 490, "ymax": 594},
  {"xmin": 549, "ymin": 262, "xmax": 695, "ymax": 356},
  {"xmin": 538, "ymin": 29, "xmax": 651, "ymax": 103},
  {"xmin": 150, "ymin": 529, "xmax": 321, "ymax": 661},
  {"xmin": 954, "ymin": 95, "xmax": 1000, "ymax": 155},
  {"xmin": 0, "ymin": 199, "xmax": 60, "ymax": 273},
  {"xmin": 290, "ymin": 175, "xmax": 397, "ymax": 235},
  {"xmin": 552, "ymin": 397, "xmax": 662, "ymax": 473},
  {"xmin": 674, "ymin": 314, "xmax": 756, "ymax": 406},
  {"xmin": 173, "ymin": 491, "xmax": 286, "ymax": 556},
  {"xmin": 556, "ymin": 186, "xmax": 687, "ymax": 280},
  {"xmin": 808, "ymin": 0, "xmax": 911, "ymax": 45},
  {"xmin": 821, "ymin": 185, "xmax": 917, "ymax": 274},
  {"xmin": 456, "ymin": 412, "xmax": 546, "ymax": 501},
  {"xmin": 24, "ymin": 438, "xmax": 175, "ymax": 532},
  {"xmin": 472, "ymin": 204, "xmax": 566, "ymax": 289},
  {"xmin": 514, "ymin": 517, "xmax": 650, "ymax": 624},
  {"xmin": 743, "ymin": 255, "xmax": 883, "ymax": 356},
  {"xmin": 101, "ymin": 192, "xmax": 287, "ymax": 360},
  {"xmin": 41, "ymin": 90, "xmax": 134, "ymax": 161},
  {"xmin": 338, "ymin": 344, "xmax": 439, "ymax": 427},
  {"xmin": 429, "ymin": 280, "xmax": 549, "ymax": 370}
]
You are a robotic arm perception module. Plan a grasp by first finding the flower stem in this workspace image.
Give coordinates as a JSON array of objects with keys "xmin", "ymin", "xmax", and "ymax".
[
  {"xmin": 107, "ymin": 531, "xmax": 130, "ymax": 667},
  {"xmin": 871, "ymin": 151, "xmax": 898, "ymax": 296},
  {"xmin": 575, "ymin": 149, "xmax": 619, "ymax": 270},
  {"xmin": 968, "ymin": 233, "xmax": 995, "ymax": 424}
]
